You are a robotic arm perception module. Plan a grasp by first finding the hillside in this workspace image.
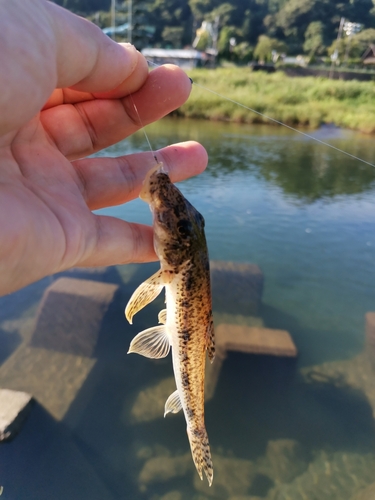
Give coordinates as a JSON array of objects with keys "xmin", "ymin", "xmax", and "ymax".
[{"xmin": 53, "ymin": 0, "xmax": 375, "ymax": 61}]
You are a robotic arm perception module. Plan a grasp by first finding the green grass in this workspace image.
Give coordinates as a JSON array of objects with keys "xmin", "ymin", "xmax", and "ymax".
[{"xmin": 178, "ymin": 68, "xmax": 375, "ymax": 133}]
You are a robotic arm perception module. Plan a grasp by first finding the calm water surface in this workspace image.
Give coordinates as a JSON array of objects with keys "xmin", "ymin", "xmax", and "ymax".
[
  {"xmin": 1, "ymin": 118, "xmax": 375, "ymax": 499},
  {"xmin": 97, "ymin": 119, "xmax": 375, "ymax": 365}
]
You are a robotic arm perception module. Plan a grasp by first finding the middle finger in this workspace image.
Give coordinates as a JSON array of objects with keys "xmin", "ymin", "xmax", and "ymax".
[{"xmin": 72, "ymin": 141, "xmax": 208, "ymax": 210}]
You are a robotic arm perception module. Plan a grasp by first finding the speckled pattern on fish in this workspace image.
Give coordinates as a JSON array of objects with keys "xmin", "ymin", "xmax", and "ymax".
[{"xmin": 125, "ymin": 162, "xmax": 215, "ymax": 486}]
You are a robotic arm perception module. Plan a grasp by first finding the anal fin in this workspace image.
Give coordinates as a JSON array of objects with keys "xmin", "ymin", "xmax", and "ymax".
[
  {"xmin": 158, "ymin": 309, "xmax": 167, "ymax": 325},
  {"xmin": 164, "ymin": 389, "xmax": 182, "ymax": 417}
]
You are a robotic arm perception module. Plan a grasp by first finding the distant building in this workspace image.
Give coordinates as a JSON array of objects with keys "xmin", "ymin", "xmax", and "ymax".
[
  {"xmin": 362, "ymin": 44, "xmax": 375, "ymax": 65},
  {"xmin": 102, "ymin": 23, "xmax": 129, "ymax": 37},
  {"xmin": 280, "ymin": 55, "xmax": 307, "ymax": 67},
  {"xmin": 141, "ymin": 48, "xmax": 208, "ymax": 69}
]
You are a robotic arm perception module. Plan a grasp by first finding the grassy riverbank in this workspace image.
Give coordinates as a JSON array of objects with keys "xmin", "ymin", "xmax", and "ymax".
[{"xmin": 178, "ymin": 68, "xmax": 375, "ymax": 134}]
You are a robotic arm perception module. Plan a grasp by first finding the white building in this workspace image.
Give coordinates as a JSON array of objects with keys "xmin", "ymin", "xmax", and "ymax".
[{"xmin": 141, "ymin": 48, "xmax": 207, "ymax": 69}]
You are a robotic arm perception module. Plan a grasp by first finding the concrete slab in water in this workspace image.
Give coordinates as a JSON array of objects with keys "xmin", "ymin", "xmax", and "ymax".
[
  {"xmin": 0, "ymin": 277, "xmax": 120, "ymax": 419},
  {"xmin": 301, "ymin": 312, "xmax": 375, "ymax": 421},
  {"xmin": 352, "ymin": 481, "xmax": 375, "ymax": 500},
  {"xmin": 31, "ymin": 277, "xmax": 118, "ymax": 357},
  {"xmin": 0, "ymin": 389, "xmax": 33, "ymax": 442},
  {"xmin": 365, "ymin": 312, "xmax": 375, "ymax": 369},
  {"xmin": 0, "ymin": 345, "xmax": 96, "ymax": 420},
  {"xmin": 210, "ymin": 261, "xmax": 263, "ymax": 316},
  {"xmin": 128, "ymin": 323, "xmax": 297, "ymax": 420},
  {"xmin": 216, "ymin": 324, "xmax": 297, "ymax": 357},
  {"xmin": 205, "ymin": 324, "xmax": 297, "ymax": 399}
]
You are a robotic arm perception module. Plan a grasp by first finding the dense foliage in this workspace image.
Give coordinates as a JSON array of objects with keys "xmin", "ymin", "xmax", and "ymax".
[
  {"xmin": 53, "ymin": 0, "xmax": 375, "ymax": 60},
  {"xmin": 181, "ymin": 68, "xmax": 375, "ymax": 133}
]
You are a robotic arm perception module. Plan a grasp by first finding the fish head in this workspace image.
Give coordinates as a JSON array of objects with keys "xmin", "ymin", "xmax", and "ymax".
[
  {"xmin": 140, "ymin": 163, "xmax": 206, "ymax": 270},
  {"xmin": 139, "ymin": 162, "xmax": 166, "ymax": 203}
]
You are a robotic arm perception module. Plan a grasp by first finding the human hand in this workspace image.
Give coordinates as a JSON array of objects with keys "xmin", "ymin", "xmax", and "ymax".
[{"xmin": 0, "ymin": 0, "xmax": 207, "ymax": 296}]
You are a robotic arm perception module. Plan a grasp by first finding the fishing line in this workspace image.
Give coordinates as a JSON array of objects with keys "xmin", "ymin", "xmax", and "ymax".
[
  {"xmin": 146, "ymin": 59, "xmax": 375, "ymax": 169},
  {"xmin": 129, "ymin": 93, "xmax": 159, "ymax": 165}
]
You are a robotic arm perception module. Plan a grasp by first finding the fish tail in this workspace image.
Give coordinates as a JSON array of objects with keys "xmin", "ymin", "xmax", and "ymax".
[{"xmin": 187, "ymin": 426, "xmax": 213, "ymax": 486}]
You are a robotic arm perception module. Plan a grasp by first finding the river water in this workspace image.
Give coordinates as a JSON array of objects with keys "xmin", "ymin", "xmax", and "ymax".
[{"xmin": 1, "ymin": 118, "xmax": 375, "ymax": 499}]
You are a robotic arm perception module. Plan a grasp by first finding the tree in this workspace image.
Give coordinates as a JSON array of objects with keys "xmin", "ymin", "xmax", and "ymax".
[
  {"xmin": 346, "ymin": 0, "xmax": 375, "ymax": 27},
  {"xmin": 218, "ymin": 25, "xmax": 238, "ymax": 59},
  {"xmin": 254, "ymin": 35, "xmax": 286, "ymax": 62},
  {"xmin": 327, "ymin": 38, "xmax": 345, "ymax": 61},
  {"xmin": 53, "ymin": 0, "xmax": 375, "ymax": 59},
  {"xmin": 162, "ymin": 26, "xmax": 184, "ymax": 47},
  {"xmin": 328, "ymin": 27, "xmax": 375, "ymax": 60},
  {"xmin": 189, "ymin": 0, "xmax": 219, "ymax": 21},
  {"xmin": 352, "ymin": 28, "xmax": 375, "ymax": 57},
  {"xmin": 195, "ymin": 29, "xmax": 210, "ymax": 50},
  {"xmin": 303, "ymin": 21, "xmax": 325, "ymax": 55},
  {"xmin": 232, "ymin": 41, "xmax": 254, "ymax": 63},
  {"xmin": 276, "ymin": 0, "xmax": 321, "ymax": 37},
  {"xmin": 53, "ymin": 0, "xmax": 110, "ymax": 13},
  {"xmin": 149, "ymin": 0, "xmax": 193, "ymax": 46},
  {"xmin": 243, "ymin": 0, "xmax": 269, "ymax": 44}
]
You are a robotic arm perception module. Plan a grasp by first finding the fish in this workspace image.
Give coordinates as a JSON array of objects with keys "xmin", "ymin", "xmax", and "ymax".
[{"xmin": 125, "ymin": 162, "xmax": 215, "ymax": 486}]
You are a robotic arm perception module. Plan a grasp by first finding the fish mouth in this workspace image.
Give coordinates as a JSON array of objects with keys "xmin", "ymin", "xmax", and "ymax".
[{"xmin": 140, "ymin": 162, "xmax": 167, "ymax": 202}]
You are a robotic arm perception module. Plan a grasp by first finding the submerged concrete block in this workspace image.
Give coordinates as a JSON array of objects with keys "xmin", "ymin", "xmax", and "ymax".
[
  {"xmin": 210, "ymin": 261, "xmax": 263, "ymax": 316},
  {"xmin": 0, "ymin": 345, "xmax": 96, "ymax": 420},
  {"xmin": 365, "ymin": 312, "xmax": 375, "ymax": 369},
  {"xmin": 216, "ymin": 324, "xmax": 297, "ymax": 357},
  {"xmin": 205, "ymin": 324, "xmax": 297, "ymax": 399},
  {"xmin": 352, "ymin": 481, "xmax": 375, "ymax": 500},
  {"xmin": 31, "ymin": 278, "xmax": 118, "ymax": 357},
  {"xmin": 193, "ymin": 453, "xmax": 256, "ymax": 497},
  {"xmin": 205, "ymin": 347, "xmax": 227, "ymax": 401},
  {"xmin": 264, "ymin": 439, "xmax": 307, "ymax": 484},
  {"xmin": 0, "ymin": 389, "xmax": 33, "ymax": 442}
]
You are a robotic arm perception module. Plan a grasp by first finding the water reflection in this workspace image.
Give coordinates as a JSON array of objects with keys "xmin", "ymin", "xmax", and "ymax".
[
  {"xmin": 260, "ymin": 143, "xmax": 375, "ymax": 202},
  {"xmin": 1, "ymin": 118, "xmax": 375, "ymax": 499},
  {"xmin": 131, "ymin": 119, "xmax": 375, "ymax": 201}
]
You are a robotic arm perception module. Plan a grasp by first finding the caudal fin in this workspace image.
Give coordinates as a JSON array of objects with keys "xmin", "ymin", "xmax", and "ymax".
[{"xmin": 187, "ymin": 426, "xmax": 213, "ymax": 486}]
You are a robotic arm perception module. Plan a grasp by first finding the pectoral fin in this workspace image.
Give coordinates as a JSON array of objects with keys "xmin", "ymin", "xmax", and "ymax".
[
  {"xmin": 158, "ymin": 309, "xmax": 167, "ymax": 324},
  {"xmin": 128, "ymin": 325, "xmax": 170, "ymax": 359},
  {"xmin": 164, "ymin": 390, "xmax": 182, "ymax": 417},
  {"xmin": 125, "ymin": 270, "xmax": 164, "ymax": 324}
]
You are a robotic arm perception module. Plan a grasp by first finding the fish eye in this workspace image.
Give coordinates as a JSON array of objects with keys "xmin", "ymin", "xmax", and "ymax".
[{"xmin": 177, "ymin": 219, "xmax": 192, "ymax": 237}]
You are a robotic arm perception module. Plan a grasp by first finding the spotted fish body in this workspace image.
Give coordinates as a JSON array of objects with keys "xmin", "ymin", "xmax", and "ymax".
[{"xmin": 125, "ymin": 163, "xmax": 215, "ymax": 486}]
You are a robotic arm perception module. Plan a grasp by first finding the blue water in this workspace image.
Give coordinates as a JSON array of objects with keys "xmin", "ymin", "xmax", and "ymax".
[
  {"xmin": 1, "ymin": 118, "xmax": 375, "ymax": 499},
  {"xmin": 96, "ymin": 119, "xmax": 375, "ymax": 367}
]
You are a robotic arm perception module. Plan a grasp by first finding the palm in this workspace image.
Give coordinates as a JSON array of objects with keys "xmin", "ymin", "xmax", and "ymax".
[{"xmin": 4, "ymin": 115, "xmax": 96, "ymax": 276}]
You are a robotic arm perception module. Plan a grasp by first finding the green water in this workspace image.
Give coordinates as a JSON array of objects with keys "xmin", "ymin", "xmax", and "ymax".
[
  {"xmin": 1, "ymin": 118, "xmax": 375, "ymax": 500},
  {"xmin": 96, "ymin": 118, "xmax": 375, "ymax": 366}
]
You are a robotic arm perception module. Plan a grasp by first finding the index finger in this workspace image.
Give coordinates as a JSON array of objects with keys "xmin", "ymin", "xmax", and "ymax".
[
  {"xmin": 47, "ymin": 3, "xmax": 145, "ymax": 93},
  {"xmin": 0, "ymin": 0, "xmax": 147, "ymax": 135},
  {"xmin": 42, "ymin": 49, "xmax": 148, "ymax": 111}
]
